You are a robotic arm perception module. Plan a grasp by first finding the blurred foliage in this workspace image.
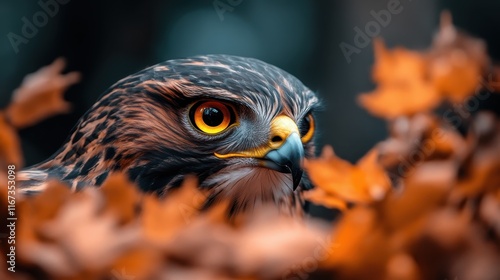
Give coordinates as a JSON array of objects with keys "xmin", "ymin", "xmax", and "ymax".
[{"xmin": 0, "ymin": 10, "xmax": 500, "ymax": 280}]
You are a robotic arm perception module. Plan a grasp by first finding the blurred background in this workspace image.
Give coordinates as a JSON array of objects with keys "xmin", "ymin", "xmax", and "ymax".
[{"xmin": 0, "ymin": 0, "xmax": 499, "ymax": 167}]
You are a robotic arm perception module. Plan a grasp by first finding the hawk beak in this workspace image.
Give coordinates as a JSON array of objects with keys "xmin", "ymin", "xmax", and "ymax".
[
  {"xmin": 214, "ymin": 115, "xmax": 305, "ymax": 191},
  {"xmin": 261, "ymin": 132, "xmax": 304, "ymax": 190}
]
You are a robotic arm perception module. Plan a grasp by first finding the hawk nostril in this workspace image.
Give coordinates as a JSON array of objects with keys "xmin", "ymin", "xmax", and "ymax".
[{"xmin": 271, "ymin": 136, "xmax": 283, "ymax": 143}]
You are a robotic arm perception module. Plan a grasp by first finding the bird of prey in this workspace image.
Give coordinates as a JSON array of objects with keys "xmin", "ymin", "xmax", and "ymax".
[{"xmin": 19, "ymin": 55, "xmax": 319, "ymax": 216}]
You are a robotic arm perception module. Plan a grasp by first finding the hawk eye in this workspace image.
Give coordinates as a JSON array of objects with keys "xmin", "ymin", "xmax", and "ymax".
[
  {"xmin": 299, "ymin": 113, "xmax": 315, "ymax": 143},
  {"xmin": 190, "ymin": 101, "xmax": 234, "ymax": 134}
]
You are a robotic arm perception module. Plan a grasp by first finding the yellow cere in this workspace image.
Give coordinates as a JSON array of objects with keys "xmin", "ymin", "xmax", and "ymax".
[{"xmin": 215, "ymin": 115, "xmax": 300, "ymax": 159}]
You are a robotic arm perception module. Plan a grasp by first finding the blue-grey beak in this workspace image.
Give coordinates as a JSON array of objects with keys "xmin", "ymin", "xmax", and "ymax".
[{"xmin": 261, "ymin": 133, "xmax": 304, "ymax": 190}]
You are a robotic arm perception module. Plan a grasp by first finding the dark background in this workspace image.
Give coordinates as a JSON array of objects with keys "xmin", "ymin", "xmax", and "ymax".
[{"xmin": 0, "ymin": 0, "xmax": 499, "ymax": 167}]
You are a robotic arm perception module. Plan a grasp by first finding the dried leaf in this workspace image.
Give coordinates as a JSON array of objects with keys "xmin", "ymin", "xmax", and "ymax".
[
  {"xmin": 323, "ymin": 207, "xmax": 389, "ymax": 279},
  {"xmin": 141, "ymin": 176, "xmax": 206, "ymax": 244},
  {"xmin": 385, "ymin": 253, "xmax": 420, "ymax": 280},
  {"xmin": 378, "ymin": 114, "xmax": 467, "ymax": 179},
  {"xmin": 429, "ymin": 11, "xmax": 489, "ymax": 103},
  {"xmin": 479, "ymin": 194, "xmax": 500, "ymax": 237},
  {"xmin": 0, "ymin": 112, "xmax": 22, "ymax": 167},
  {"xmin": 371, "ymin": 38, "xmax": 427, "ymax": 85},
  {"xmin": 380, "ymin": 161, "xmax": 456, "ymax": 231},
  {"xmin": 305, "ymin": 146, "xmax": 391, "ymax": 208},
  {"xmin": 359, "ymin": 39, "xmax": 441, "ymax": 119},
  {"xmin": 2, "ymin": 11, "xmax": 500, "ymax": 280},
  {"xmin": 5, "ymin": 58, "xmax": 80, "ymax": 129},
  {"xmin": 39, "ymin": 189, "xmax": 140, "ymax": 271},
  {"xmin": 165, "ymin": 207, "xmax": 329, "ymax": 279},
  {"xmin": 453, "ymin": 113, "xmax": 500, "ymax": 199},
  {"xmin": 359, "ymin": 83, "xmax": 441, "ymax": 119},
  {"xmin": 424, "ymin": 209, "xmax": 471, "ymax": 250},
  {"xmin": 304, "ymin": 187, "xmax": 348, "ymax": 211},
  {"xmin": 110, "ymin": 247, "xmax": 162, "ymax": 280},
  {"xmin": 489, "ymin": 66, "xmax": 500, "ymax": 92},
  {"xmin": 100, "ymin": 173, "xmax": 142, "ymax": 224}
]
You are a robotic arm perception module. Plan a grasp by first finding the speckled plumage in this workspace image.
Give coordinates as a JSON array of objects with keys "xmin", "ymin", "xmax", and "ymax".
[{"xmin": 19, "ymin": 55, "xmax": 319, "ymax": 216}]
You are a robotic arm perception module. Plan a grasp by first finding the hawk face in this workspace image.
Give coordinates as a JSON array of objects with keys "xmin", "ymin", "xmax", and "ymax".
[{"xmin": 29, "ymin": 55, "xmax": 320, "ymax": 215}]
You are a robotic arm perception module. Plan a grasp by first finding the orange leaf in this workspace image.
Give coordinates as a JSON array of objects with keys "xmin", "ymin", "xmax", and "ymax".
[
  {"xmin": 304, "ymin": 188, "xmax": 348, "ymax": 211},
  {"xmin": 0, "ymin": 112, "xmax": 22, "ymax": 167},
  {"xmin": 488, "ymin": 66, "xmax": 500, "ymax": 92},
  {"xmin": 5, "ymin": 58, "xmax": 80, "ymax": 129},
  {"xmin": 429, "ymin": 11, "xmax": 489, "ymax": 103},
  {"xmin": 100, "ymin": 173, "xmax": 141, "ymax": 225},
  {"xmin": 429, "ymin": 52, "xmax": 482, "ymax": 103},
  {"xmin": 359, "ymin": 39, "xmax": 441, "ymax": 119},
  {"xmin": 141, "ymin": 176, "xmax": 206, "ymax": 244},
  {"xmin": 305, "ymin": 146, "xmax": 391, "ymax": 208},
  {"xmin": 359, "ymin": 83, "xmax": 441, "ymax": 119},
  {"xmin": 372, "ymin": 38, "xmax": 427, "ymax": 85}
]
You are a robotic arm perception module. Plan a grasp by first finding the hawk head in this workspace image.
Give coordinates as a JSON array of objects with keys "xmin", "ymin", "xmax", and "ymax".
[{"xmin": 22, "ymin": 55, "xmax": 320, "ymax": 215}]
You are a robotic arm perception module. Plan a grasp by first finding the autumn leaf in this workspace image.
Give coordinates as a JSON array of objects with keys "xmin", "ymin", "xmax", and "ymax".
[
  {"xmin": 321, "ymin": 207, "xmax": 392, "ymax": 279},
  {"xmin": 377, "ymin": 114, "xmax": 468, "ymax": 178},
  {"xmin": 16, "ymin": 182, "xmax": 141, "ymax": 277},
  {"xmin": 165, "ymin": 207, "xmax": 329, "ymax": 279},
  {"xmin": 304, "ymin": 146, "xmax": 391, "ymax": 208},
  {"xmin": 489, "ymin": 66, "xmax": 500, "ymax": 92},
  {"xmin": 0, "ymin": 112, "xmax": 22, "ymax": 167},
  {"xmin": 358, "ymin": 39, "xmax": 441, "ymax": 119},
  {"xmin": 428, "ymin": 11, "xmax": 489, "ymax": 103},
  {"xmin": 5, "ymin": 57, "xmax": 80, "ymax": 129},
  {"xmin": 141, "ymin": 176, "xmax": 207, "ymax": 244},
  {"xmin": 479, "ymin": 194, "xmax": 500, "ymax": 237},
  {"xmin": 371, "ymin": 38, "xmax": 427, "ymax": 85},
  {"xmin": 2, "ymin": 11, "xmax": 500, "ymax": 280},
  {"xmin": 100, "ymin": 173, "xmax": 142, "ymax": 224},
  {"xmin": 379, "ymin": 161, "xmax": 456, "ymax": 231},
  {"xmin": 359, "ymin": 82, "xmax": 441, "ymax": 119},
  {"xmin": 452, "ymin": 112, "xmax": 500, "ymax": 199}
]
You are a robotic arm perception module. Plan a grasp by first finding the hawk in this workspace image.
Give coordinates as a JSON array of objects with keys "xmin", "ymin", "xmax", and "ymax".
[{"xmin": 19, "ymin": 55, "xmax": 320, "ymax": 216}]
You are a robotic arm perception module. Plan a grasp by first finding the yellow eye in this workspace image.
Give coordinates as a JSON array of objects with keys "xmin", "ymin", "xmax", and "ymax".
[
  {"xmin": 191, "ymin": 101, "xmax": 233, "ymax": 134},
  {"xmin": 299, "ymin": 114, "xmax": 315, "ymax": 143}
]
